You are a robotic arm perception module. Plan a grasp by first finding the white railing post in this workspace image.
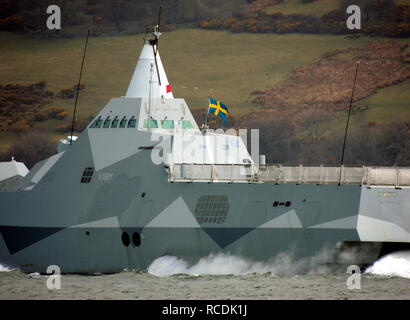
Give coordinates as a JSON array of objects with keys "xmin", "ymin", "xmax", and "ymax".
[
  {"xmin": 345, "ymin": 166, "xmax": 349, "ymax": 185},
  {"xmin": 304, "ymin": 166, "xmax": 308, "ymax": 184},
  {"xmin": 361, "ymin": 166, "xmax": 365, "ymax": 186},
  {"xmin": 169, "ymin": 164, "xmax": 174, "ymax": 182},
  {"xmin": 210, "ymin": 165, "xmax": 214, "ymax": 183},
  {"xmin": 278, "ymin": 164, "xmax": 282, "ymax": 184},
  {"xmin": 319, "ymin": 164, "xmax": 323, "ymax": 185}
]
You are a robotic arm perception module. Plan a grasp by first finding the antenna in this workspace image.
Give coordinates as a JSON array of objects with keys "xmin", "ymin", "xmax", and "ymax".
[
  {"xmin": 155, "ymin": 6, "xmax": 162, "ymax": 57},
  {"xmin": 70, "ymin": 29, "xmax": 90, "ymax": 146},
  {"xmin": 339, "ymin": 61, "xmax": 360, "ymax": 185},
  {"xmin": 203, "ymin": 90, "xmax": 213, "ymax": 133},
  {"xmin": 148, "ymin": 63, "xmax": 154, "ymax": 132},
  {"xmin": 150, "ymin": 6, "xmax": 162, "ymax": 86}
]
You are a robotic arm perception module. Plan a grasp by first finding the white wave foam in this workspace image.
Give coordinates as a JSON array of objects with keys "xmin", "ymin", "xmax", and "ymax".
[
  {"xmin": 148, "ymin": 251, "xmax": 332, "ymax": 277},
  {"xmin": 365, "ymin": 251, "xmax": 410, "ymax": 279},
  {"xmin": 0, "ymin": 263, "xmax": 12, "ymax": 272}
]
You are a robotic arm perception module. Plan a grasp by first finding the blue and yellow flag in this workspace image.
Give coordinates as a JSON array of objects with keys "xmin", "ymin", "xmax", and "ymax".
[{"xmin": 208, "ymin": 97, "xmax": 230, "ymax": 123}]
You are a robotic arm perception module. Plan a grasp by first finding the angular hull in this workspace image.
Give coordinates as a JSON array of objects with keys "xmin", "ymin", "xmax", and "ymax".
[{"xmin": 1, "ymin": 134, "xmax": 408, "ymax": 273}]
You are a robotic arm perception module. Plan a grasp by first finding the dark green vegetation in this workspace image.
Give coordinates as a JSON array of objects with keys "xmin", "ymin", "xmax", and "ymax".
[
  {"xmin": 1, "ymin": 0, "xmax": 409, "ymax": 37},
  {"xmin": 0, "ymin": 131, "xmax": 57, "ymax": 169},
  {"xmin": 201, "ymin": 0, "xmax": 410, "ymax": 38},
  {"xmin": 0, "ymin": 0, "xmax": 247, "ymax": 35}
]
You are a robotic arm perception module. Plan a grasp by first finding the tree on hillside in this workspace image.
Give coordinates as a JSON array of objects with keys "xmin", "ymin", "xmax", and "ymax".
[
  {"xmin": 109, "ymin": 0, "xmax": 127, "ymax": 31},
  {"xmin": 340, "ymin": 0, "xmax": 398, "ymax": 22},
  {"xmin": 0, "ymin": 0, "xmax": 82, "ymax": 31},
  {"xmin": 0, "ymin": 131, "xmax": 56, "ymax": 169}
]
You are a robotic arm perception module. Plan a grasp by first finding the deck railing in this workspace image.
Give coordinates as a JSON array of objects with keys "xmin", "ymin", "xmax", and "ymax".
[{"xmin": 168, "ymin": 164, "xmax": 410, "ymax": 187}]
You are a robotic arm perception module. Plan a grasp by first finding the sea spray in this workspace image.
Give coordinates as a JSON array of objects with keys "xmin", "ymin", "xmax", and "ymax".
[
  {"xmin": 0, "ymin": 263, "xmax": 12, "ymax": 272},
  {"xmin": 365, "ymin": 251, "xmax": 410, "ymax": 279},
  {"xmin": 148, "ymin": 250, "xmax": 334, "ymax": 277}
]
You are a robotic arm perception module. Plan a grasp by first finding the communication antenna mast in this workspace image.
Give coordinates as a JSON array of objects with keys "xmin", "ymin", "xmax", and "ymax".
[
  {"xmin": 70, "ymin": 29, "xmax": 90, "ymax": 146},
  {"xmin": 339, "ymin": 61, "xmax": 360, "ymax": 185},
  {"xmin": 149, "ymin": 7, "xmax": 162, "ymax": 86},
  {"xmin": 148, "ymin": 63, "xmax": 154, "ymax": 132}
]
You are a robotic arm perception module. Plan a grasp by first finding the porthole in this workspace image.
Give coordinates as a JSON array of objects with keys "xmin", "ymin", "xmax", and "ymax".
[
  {"xmin": 121, "ymin": 232, "xmax": 130, "ymax": 247},
  {"xmin": 86, "ymin": 231, "xmax": 90, "ymax": 236},
  {"xmin": 132, "ymin": 232, "xmax": 141, "ymax": 247},
  {"xmin": 141, "ymin": 192, "xmax": 146, "ymax": 198}
]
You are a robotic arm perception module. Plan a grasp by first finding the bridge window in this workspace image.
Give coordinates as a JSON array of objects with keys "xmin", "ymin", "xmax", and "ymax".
[
  {"xmin": 178, "ymin": 120, "xmax": 193, "ymax": 129},
  {"xmin": 89, "ymin": 117, "xmax": 102, "ymax": 128},
  {"xmin": 161, "ymin": 120, "xmax": 174, "ymax": 129},
  {"xmin": 119, "ymin": 117, "xmax": 127, "ymax": 128},
  {"xmin": 111, "ymin": 116, "xmax": 119, "ymax": 128},
  {"xmin": 143, "ymin": 119, "xmax": 158, "ymax": 128},
  {"xmin": 103, "ymin": 117, "xmax": 111, "ymax": 128},
  {"xmin": 128, "ymin": 117, "xmax": 136, "ymax": 128},
  {"xmin": 81, "ymin": 167, "xmax": 94, "ymax": 183}
]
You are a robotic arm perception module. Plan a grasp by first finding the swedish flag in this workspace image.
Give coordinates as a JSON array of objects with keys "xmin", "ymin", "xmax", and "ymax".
[{"xmin": 208, "ymin": 97, "xmax": 230, "ymax": 123}]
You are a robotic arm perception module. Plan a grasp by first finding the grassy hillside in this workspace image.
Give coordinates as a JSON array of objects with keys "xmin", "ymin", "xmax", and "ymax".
[
  {"xmin": 265, "ymin": 0, "xmax": 339, "ymax": 17},
  {"xmin": 0, "ymin": 29, "xmax": 409, "ymax": 153},
  {"xmin": 352, "ymin": 79, "xmax": 410, "ymax": 124}
]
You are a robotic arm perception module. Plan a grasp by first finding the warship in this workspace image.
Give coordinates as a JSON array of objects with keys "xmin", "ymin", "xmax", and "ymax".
[{"xmin": 0, "ymin": 25, "xmax": 410, "ymax": 274}]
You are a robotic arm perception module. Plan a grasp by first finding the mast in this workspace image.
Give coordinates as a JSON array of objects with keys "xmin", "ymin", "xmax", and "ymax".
[
  {"xmin": 125, "ymin": 10, "xmax": 173, "ymax": 100},
  {"xmin": 339, "ymin": 61, "xmax": 360, "ymax": 185},
  {"xmin": 148, "ymin": 63, "xmax": 154, "ymax": 132},
  {"xmin": 70, "ymin": 29, "xmax": 90, "ymax": 146}
]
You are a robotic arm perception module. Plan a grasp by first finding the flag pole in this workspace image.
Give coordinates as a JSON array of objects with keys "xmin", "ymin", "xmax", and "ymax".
[
  {"xmin": 204, "ymin": 90, "xmax": 212, "ymax": 132},
  {"xmin": 204, "ymin": 94, "xmax": 209, "ymax": 130}
]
